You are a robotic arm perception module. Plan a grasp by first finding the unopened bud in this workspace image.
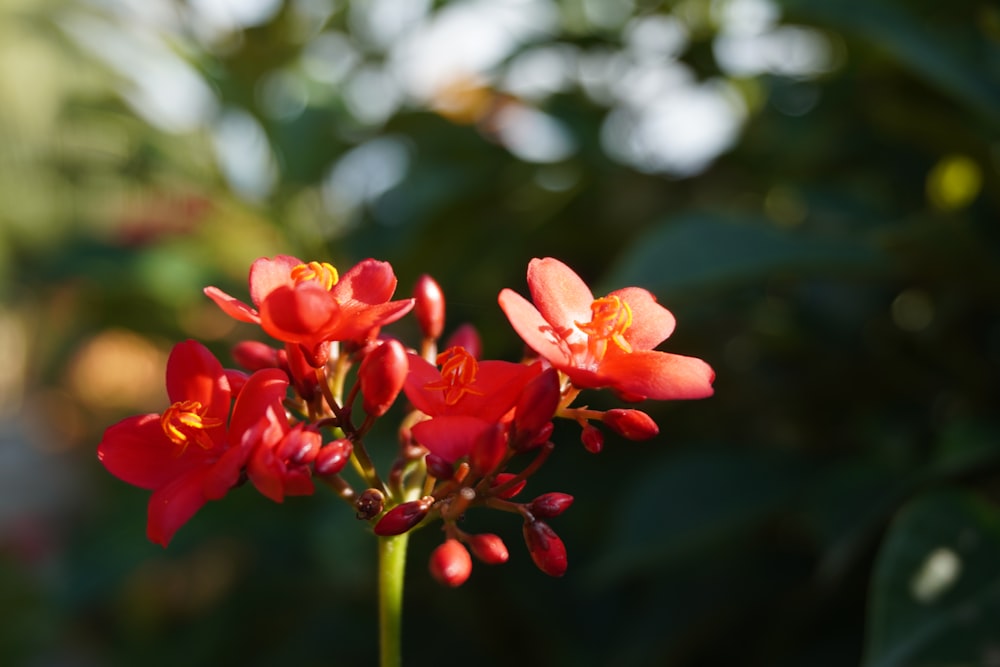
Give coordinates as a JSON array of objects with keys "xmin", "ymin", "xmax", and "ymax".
[
  {"xmin": 232, "ymin": 341, "xmax": 282, "ymax": 371},
  {"xmin": 523, "ymin": 520, "xmax": 567, "ymax": 577},
  {"xmin": 359, "ymin": 339, "xmax": 409, "ymax": 418},
  {"xmin": 278, "ymin": 425, "xmax": 322, "ymax": 464},
  {"xmin": 314, "ymin": 439, "xmax": 353, "ymax": 476},
  {"xmin": 469, "ymin": 422, "xmax": 508, "ymax": 476},
  {"xmin": 602, "ymin": 409, "xmax": 659, "ymax": 441},
  {"xmin": 425, "ymin": 453, "xmax": 454, "ymax": 480},
  {"xmin": 429, "ymin": 538, "xmax": 472, "ymax": 587},
  {"xmin": 513, "ymin": 367, "xmax": 561, "ymax": 449},
  {"xmin": 529, "ymin": 492, "xmax": 574, "ymax": 518},
  {"xmin": 284, "ymin": 343, "xmax": 320, "ymax": 402},
  {"xmin": 373, "ymin": 497, "xmax": 434, "ymax": 536},
  {"xmin": 465, "ymin": 533, "xmax": 509, "ymax": 565},
  {"xmin": 490, "ymin": 473, "xmax": 526, "ymax": 499},
  {"xmin": 444, "ymin": 324, "xmax": 481, "ymax": 360},
  {"xmin": 355, "ymin": 488, "xmax": 385, "ymax": 520},
  {"xmin": 581, "ymin": 424, "xmax": 604, "ymax": 454},
  {"xmin": 413, "ymin": 274, "xmax": 446, "ymax": 340}
]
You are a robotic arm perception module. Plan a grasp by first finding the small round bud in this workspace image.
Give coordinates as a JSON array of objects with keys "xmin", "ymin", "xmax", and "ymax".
[
  {"xmin": 523, "ymin": 520, "xmax": 567, "ymax": 577},
  {"xmin": 465, "ymin": 533, "xmax": 509, "ymax": 565},
  {"xmin": 490, "ymin": 473, "xmax": 526, "ymax": 499},
  {"xmin": 314, "ymin": 439, "xmax": 353, "ymax": 476},
  {"xmin": 529, "ymin": 492, "xmax": 574, "ymax": 518},
  {"xmin": 358, "ymin": 339, "xmax": 409, "ymax": 418},
  {"xmin": 581, "ymin": 424, "xmax": 604, "ymax": 454},
  {"xmin": 232, "ymin": 341, "xmax": 282, "ymax": 371},
  {"xmin": 355, "ymin": 488, "xmax": 385, "ymax": 520},
  {"xmin": 443, "ymin": 324, "xmax": 482, "ymax": 360},
  {"xmin": 429, "ymin": 538, "xmax": 472, "ymax": 587},
  {"xmin": 413, "ymin": 274, "xmax": 446, "ymax": 340},
  {"xmin": 373, "ymin": 497, "xmax": 434, "ymax": 536},
  {"xmin": 602, "ymin": 409, "xmax": 659, "ymax": 441}
]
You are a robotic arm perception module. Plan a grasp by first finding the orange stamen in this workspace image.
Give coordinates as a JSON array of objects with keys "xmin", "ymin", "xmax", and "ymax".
[
  {"xmin": 291, "ymin": 261, "xmax": 339, "ymax": 291},
  {"xmin": 423, "ymin": 346, "xmax": 485, "ymax": 405},
  {"xmin": 160, "ymin": 400, "xmax": 224, "ymax": 455},
  {"xmin": 575, "ymin": 296, "xmax": 634, "ymax": 357}
]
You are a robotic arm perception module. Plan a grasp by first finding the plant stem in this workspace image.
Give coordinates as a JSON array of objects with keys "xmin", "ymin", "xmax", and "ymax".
[{"xmin": 378, "ymin": 532, "xmax": 409, "ymax": 667}]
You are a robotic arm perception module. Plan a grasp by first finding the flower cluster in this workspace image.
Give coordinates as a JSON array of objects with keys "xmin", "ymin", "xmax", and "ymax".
[{"xmin": 98, "ymin": 256, "xmax": 714, "ymax": 583}]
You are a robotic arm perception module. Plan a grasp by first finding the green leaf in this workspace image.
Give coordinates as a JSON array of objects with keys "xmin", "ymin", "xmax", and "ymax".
[
  {"xmin": 864, "ymin": 490, "xmax": 1000, "ymax": 667},
  {"xmin": 602, "ymin": 213, "xmax": 885, "ymax": 297}
]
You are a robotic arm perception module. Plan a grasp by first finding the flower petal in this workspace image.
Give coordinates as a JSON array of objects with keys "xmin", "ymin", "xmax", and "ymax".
[
  {"xmin": 526, "ymin": 257, "xmax": 594, "ymax": 330},
  {"xmin": 165, "ymin": 340, "xmax": 230, "ymax": 423},
  {"xmin": 498, "ymin": 288, "xmax": 572, "ymax": 366},
  {"xmin": 229, "ymin": 369, "xmax": 289, "ymax": 444},
  {"xmin": 259, "ymin": 284, "xmax": 341, "ymax": 342},
  {"xmin": 403, "ymin": 354, "xmax": 448, "ymax": 417},
  {"xmin": 332, "ymin": 259, "xmax": 398, "ymax": 305},
  {"xmin": 599, "ymin": 349, "xmax": 715, "ymax": 400},
  {"xmin": 203, "ymin": 287, "xmax": 261, "ymax": 324},
  {"xmin": 330, "ymin": 298, "xmax": 414, "ymax": 343},
  {"xmin": 411, "ymin": 416, "xmax": 491, "ymax": 463},
  {"xmin": 610, "ymin": 287, "xmax": 676, "ymax": 350},
  {"xmin": 249, "ymin": 255, "xmax": 301, "ymax": 308},
  {"xmin": 98, "ymin": 414, "xmax": 210, "ymax": 490},
  {"xmin": 146, "ymin": 466, "xmax": 214, "ymax": 547}
]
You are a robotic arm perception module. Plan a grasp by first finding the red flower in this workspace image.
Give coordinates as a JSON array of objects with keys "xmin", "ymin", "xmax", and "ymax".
[
  {"xmin": 498, "ymin": 257, "xmax": 714, "ymax": 401},
  {"xmin": 97, "ymin": 340, "xmax": 288, "ymax": 546},
  {"xmin": 204, "ymin": 256, "xmax": 414, "ymax": 360},
  {"xmin": 403, "ymin": 347, "xmax": 540, "ymax": 463}
]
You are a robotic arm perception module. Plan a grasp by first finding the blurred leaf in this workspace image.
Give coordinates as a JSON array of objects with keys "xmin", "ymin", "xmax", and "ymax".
[
  {"xmin": 602, "ymin": 213, "xmax": 886, "ymax": 298},
  {"xmin": 864, "ymin": 490, "xmax": 1000, "ymax": 667}
]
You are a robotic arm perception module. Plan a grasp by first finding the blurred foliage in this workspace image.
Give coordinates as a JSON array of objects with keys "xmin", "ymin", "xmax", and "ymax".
[{"xmin": 1, "ymin": 0, "xmax": 999, "ymax": 666}]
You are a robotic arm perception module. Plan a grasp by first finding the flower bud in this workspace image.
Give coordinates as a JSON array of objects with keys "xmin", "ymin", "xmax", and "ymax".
[
  {"xmin": 284, "ymin": 343, "xmax": 320, "ymax": 402},
  {"xmin": 314, "ymin": 438, "xmax": 353, "ymax": 476},
  {"xmin": 513, "ymin": 367, "xmax": 561, "ymax": 450},
  {"xmin": 373, "ymin": 497, "xmax": 434, "ymax": 536},
  {"xmin": 469, "ymin": 422, "xmax": 508, "ymax": 476},
  {"xmin": 425, "ymin": 453, "xmax": 454, "ymax": 480},
  {"xmin": 444, "ymin": 324, "xmax": 482, "ymax": 360},
  {"xmin": 490, "ymin": 473, "xmax": 526, "ymax": 499},
  {"xmin": 232, "ymin": 341, "xmax": 282, "ymax": 371},
  {"xmin": 523, "ymin": 520, "xmax": 567, "ymax": 577},
  {"xmin": 429, "ymin": 538, "xmax": 473, "ymax": 587},
  {"xmin": 465, "ymin": 533, "xmax": 509, "ymax": 565},
  {"xmin": 278, "ymin": 424, "xmax": 322, "ymax": 464},
  {"xmin": 529, "ymin": 492, "xmax": 574, "ymax": 518},
  {"xmin": 602, "ymin": 409, "xmax": 659, "ymax": 441},
  {"xmin": 355, "ymin": 488, "xmax": 385, "ymax": 520},
  {"xmin": 413, "ymin": 274, "xmax": 446, "ymax": 340},
  {"xmin": 358, "ymin": 339, "xmax": 409, "ymax": 418},
  {"xmin": 581, "ymin": 424, "xmax": 604, "ymax": 454}
]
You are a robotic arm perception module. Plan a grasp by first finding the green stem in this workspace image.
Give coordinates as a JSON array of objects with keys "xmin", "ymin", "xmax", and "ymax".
[{"xmin": 378, "ymin": 532, "xmax": 409, "ymax": 667}]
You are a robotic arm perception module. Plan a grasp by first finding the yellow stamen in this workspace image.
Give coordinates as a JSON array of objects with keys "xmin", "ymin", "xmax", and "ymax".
[
  {"xmin": 575, "ymin": 296, "xmax": 633, "ymax": 355},
  {"xmin": 423, "ymin": 346, "xmax": 485, "ymax": 405},
  {"xmin": 160, "ymin": 400, "xmax": 224, "ymax": 455},
  {"xmin": 291, "ymin": 261, "xmax": 339, "ymax": 291}
]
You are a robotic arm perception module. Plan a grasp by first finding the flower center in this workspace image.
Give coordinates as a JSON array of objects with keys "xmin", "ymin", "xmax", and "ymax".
[
  {"xmin": 291, "ymin": 261, "xmax": 339, "ymax": 291},
  {"xmin": 423, "ymin": 346, "xmax": 484, "ymax": 406},
  {"xmin": 575, "ymin": 296, "xmax": 633, "ymax": 361},
  {"xmin": 160, "ymin": 400, "xmax": 224, "ymax": 454}
]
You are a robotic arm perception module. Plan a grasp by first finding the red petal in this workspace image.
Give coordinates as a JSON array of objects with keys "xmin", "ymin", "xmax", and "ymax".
[
  {"xmin": 402, "ymin": 353, "xmax": 449, "ymax": 416},
  {"xmin": 248, "ymin": 438, "xmax": 285, "ymax": 503},
  {"xmin": 448, "ymin": 360, "xmax": 540, "ymax": 422},
  {"xmin": 98, "ymin": 415, "xmax": 210, "ymax": 490},
  {"xmin": 165, "ymin": 340, "xmax": 230, "ymax": 424},
  {"xmin": 203, "ymin": 286, "xmax": 260, "ymax": 324},
  {"xmin": 229, "ymin": 369, "xmax": 289, "ymax": 444},
  {"xmin": 259, "ymin": 284, "xmax": 340, "ymax": 342},
  {"xmin": 599, "ymin": 350, "xmax": 715, "ymax": 400},
  {"xmin": 145, "ymin": 466, "xmax": 214, "ymax": 547},
  {"xmin": 411, "ymin": 416, "xmax": 490, "ymax": 463},
  {"xmin": 332, "ymin": 258, "xmax": 398, "ymax": 305},
  {"xmin": 498, "ymin": 289, "xmax": 572, "ymax": 366},
  {"xmin": 609, "ymin": 287, "xmax": 676, "ymax": 350},
  {"xmin": 526, "ymin": 258, "xmax": 593, "ymax": 331},
  {"xmin": 329, "ymin": 298, "xmax": 414, "ymax": 342},
  {"xmin": 249, "ymin": 255, "xmax": 301, "ymax": 308}
]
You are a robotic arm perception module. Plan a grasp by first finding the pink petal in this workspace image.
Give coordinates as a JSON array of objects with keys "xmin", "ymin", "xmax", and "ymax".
[
  {"xmin": 526, "ymin": 258, "xmax": 594, "ymax": 330},
  {"xmin": 610, "ymin": 287, "xmax": 676, "ymax": 350},
  {"xmin": 411, "ymin": 416, "xmax": 491, "ymax": 463},
  {"xmin": 165, "ymin": 340, "xmax": 230, "ymax": 424},
  {"xmin": 98, "ymin": 415, "xmax": 211, "ymax": 490},
  {"xmin": 249, "ymin": 255, "xmax": 301, "ymax": 307},
  {"xmin": 146, "ymin": 466, "xmax": 214, "ymax": 547},
  {"xmin": 498, "ymin": 289, "xmax": 572, "ymax": 366},
  {"xmin": 203, "ymin": 286, "xmax": 260, "ymax": 325},
  {"xmin": 599, "ymin": 350, "xmax": 715, "ymax": 400},
  {"xmin": 333, "ymin": 259, "xmax": 398, "ymax": 305}
]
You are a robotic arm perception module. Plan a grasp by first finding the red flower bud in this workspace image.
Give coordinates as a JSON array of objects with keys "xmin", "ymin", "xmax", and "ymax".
[
  {"xmin": 523, "ymin": 520, "xmax": 567, "ymax": 577},
  {"xmin": 425, "ymin": 453, "xmax": 454, "ymax": 480},
  {"xmin": 429, "ymin": 538, "xmax": 472, "ymax": 587},
  {"xmin": 513, "ymin": 367, "xmax": 561, "ymax": 449},
  {"xmin": 491, "ymin": 473, "xmax": 526, "ymax": 499},
  {"xmin": 359, "ymin": 339, "xmax": 409, "ymax": 418},
  {"xmin": 529, "ymin": 492, "xmax": 574, "ymax": 518},
  {"xmin": 373, "ymin": 497, "xmax": 434, "ymax": 536},
  {"xmin": 469, "ymin": 422, "xmax": 508, "ymax": 476},
  {"xmin": 465, "ymin": 533, "xmax": 509, "ymax": 565},
  {"xmin": 314, "ymin": 438, "xmax": 353, "ymax": 476},
  {"xmin": 602, "ymin": 409, "xmax": 659, "ymax": 441},
  {"xmin": 284, "ymin": 343, "xmax": 320, "ymax": 402},
  {"xmin": 581, "ymin": 424, "xmax": 604, "ymax": 454},
  {"xmin": 232, "ymin": 341, "xmax": 282, "ymax": 371},
  {"xmin": 278, "ymin": 425, "xmax": 322, "ymax": 464},
  {"xmin": 413, "ymin": 274, "xmax": 445, "ymax": 340},
  {"xmin": 444, "ymin": 323, "xmax": 482, "ymax": 360}
]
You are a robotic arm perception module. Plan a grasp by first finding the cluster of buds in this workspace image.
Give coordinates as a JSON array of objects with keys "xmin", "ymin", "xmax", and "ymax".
[{"xmin": 98, "ymin": 255, "xmax": 714, "ymax": 584}]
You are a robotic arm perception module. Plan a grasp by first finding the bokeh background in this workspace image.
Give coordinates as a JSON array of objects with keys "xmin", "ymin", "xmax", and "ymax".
[{"xmin": 2, "ymin": 0, "xmax": 999, "ymax": 665}]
